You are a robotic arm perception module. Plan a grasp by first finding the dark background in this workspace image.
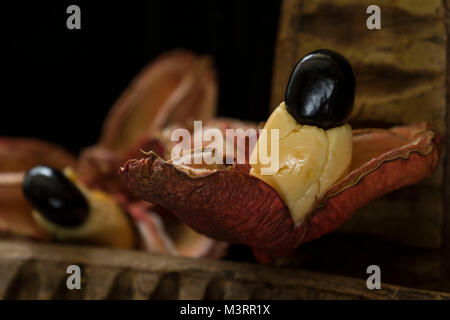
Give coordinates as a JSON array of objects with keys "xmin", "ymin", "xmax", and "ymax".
[{"xmin": 3, "ymin": 1, "xmax": 281, "ymax": 153}]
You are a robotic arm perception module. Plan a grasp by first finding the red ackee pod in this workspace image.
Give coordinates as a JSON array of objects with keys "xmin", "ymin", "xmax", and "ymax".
[{"xmin": 121, "ymin": 123, "xmax": 440, "ymax": 262}]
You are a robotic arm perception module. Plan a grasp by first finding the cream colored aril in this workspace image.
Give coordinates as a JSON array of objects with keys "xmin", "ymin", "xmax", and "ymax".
[
  {"xmin": 249, "ymin": 102, "xmax": 352, "ymax": 224},
  {"xmin": 32, "ymin": 168, "xmax": 135, "ymax": 249}
]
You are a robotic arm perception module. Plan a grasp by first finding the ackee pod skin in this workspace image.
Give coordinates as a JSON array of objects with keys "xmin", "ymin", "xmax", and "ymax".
[
  {"xmin": 285, "ymin": 49, "xmax": 355, "ymax": 129},
  {"xmin": 121, "ymin": 123, "xmax": 440, "ymax": 258},
  {"xmin": 23, "ymin": 166, "xmax": 136, "ymax": 249}
]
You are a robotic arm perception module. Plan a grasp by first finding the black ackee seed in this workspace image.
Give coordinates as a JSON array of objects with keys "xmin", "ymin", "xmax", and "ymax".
[
  {"xmin": 285, "ymin": 49, "xmax": 355, "ymax": 130},
  {"xmin": 22, "ymin": 166, "xmax": 89, "ymax": 227}
]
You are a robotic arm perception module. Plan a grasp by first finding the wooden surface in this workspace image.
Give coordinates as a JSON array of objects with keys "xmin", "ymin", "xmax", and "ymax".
[
  {"xmin": 271, "ymin": 0, "xmax": 450, "ymax": 291},
  {"xmin": 0, "ymin": 240, "xmax": 448, "ymax": 300}
]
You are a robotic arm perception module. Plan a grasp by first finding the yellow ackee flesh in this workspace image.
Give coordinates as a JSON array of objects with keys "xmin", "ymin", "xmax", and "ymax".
[{"xmin": 250, "ymin": 102, "xmax": 352, "ymax": 223}]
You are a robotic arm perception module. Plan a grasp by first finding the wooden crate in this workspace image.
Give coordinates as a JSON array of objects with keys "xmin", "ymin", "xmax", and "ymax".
[
  {"xmin": 271, "ymin": 0, "xmax": 450, "ymax": 291},
  {"xmin": 0, "ymin": 240, "xmax": 448, "ymax": 300}
]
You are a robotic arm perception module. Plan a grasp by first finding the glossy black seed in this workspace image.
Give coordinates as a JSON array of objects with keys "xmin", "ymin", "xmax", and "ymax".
[
  {"xmin": 285, "ymin": 49, "xmax": 355, "ymax": 129},
  {"xmin": 22, "ymin": 166, "xmax": 89, "ymax": 227}
]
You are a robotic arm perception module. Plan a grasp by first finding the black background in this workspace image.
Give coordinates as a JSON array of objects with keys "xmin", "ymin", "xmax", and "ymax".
[{"xmin": 3, "ymin": 1, "xmax": 281, "ymax": 153}]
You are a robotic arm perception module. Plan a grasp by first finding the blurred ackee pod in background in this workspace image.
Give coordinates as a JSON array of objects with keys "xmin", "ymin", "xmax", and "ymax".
[
  {"xmin": 74, "ymin": 50, "xmax": 228, "ymax": 258},
  {"xmin": 0, "ymin": 50, "xmax": 229, "ymax": 259},
  {"xmin": 98, "ymin": 49, "xmax": 217, "ymax": 157}
]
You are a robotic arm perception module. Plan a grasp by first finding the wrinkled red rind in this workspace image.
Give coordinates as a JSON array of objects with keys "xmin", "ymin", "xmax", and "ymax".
[
  {"xmin": 121, "ymin": 123, "xmax": 440, "ymax": 252},
  {"xmin": 0, "ymin": 138, "xmax": 77, "ymax": 240}
]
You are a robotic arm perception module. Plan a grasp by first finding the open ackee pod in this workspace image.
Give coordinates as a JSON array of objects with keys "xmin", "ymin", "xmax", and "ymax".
[
  {"xmin": 75, "ymin": 50, "xmax": 226, "ymax": 258},
  {"xmin": 121, "ymin": 122, "xmax": 440, "ymax": 261},
  {"xmin": 0, "ymin": 138, "xmax": 77, "ymax": 239}
]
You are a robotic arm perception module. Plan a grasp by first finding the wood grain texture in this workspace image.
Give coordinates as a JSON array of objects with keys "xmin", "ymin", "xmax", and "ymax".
[
  {"xmin": 270, "ymin": 0, "xmax": 450, "ymax": 292},
  {"xmin": 272, "ymin": 0, "xmax": 446, "ymax": 248},
  {"xmin": 0, "ymin": 240, "xmax": 448, "ymax": 300}
]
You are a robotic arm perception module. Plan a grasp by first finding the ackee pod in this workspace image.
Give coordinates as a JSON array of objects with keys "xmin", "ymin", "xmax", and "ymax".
[
  {"xmin": 121, "ymin": 123, "xmax": 440, "ymax": 256},
  {"xmin": 22, "ymin": 166, "xmax": 88, "ymax": 227},
  {"xmin": 285, "ymin": 49, "xmax": 355, "ymax": 129}
]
